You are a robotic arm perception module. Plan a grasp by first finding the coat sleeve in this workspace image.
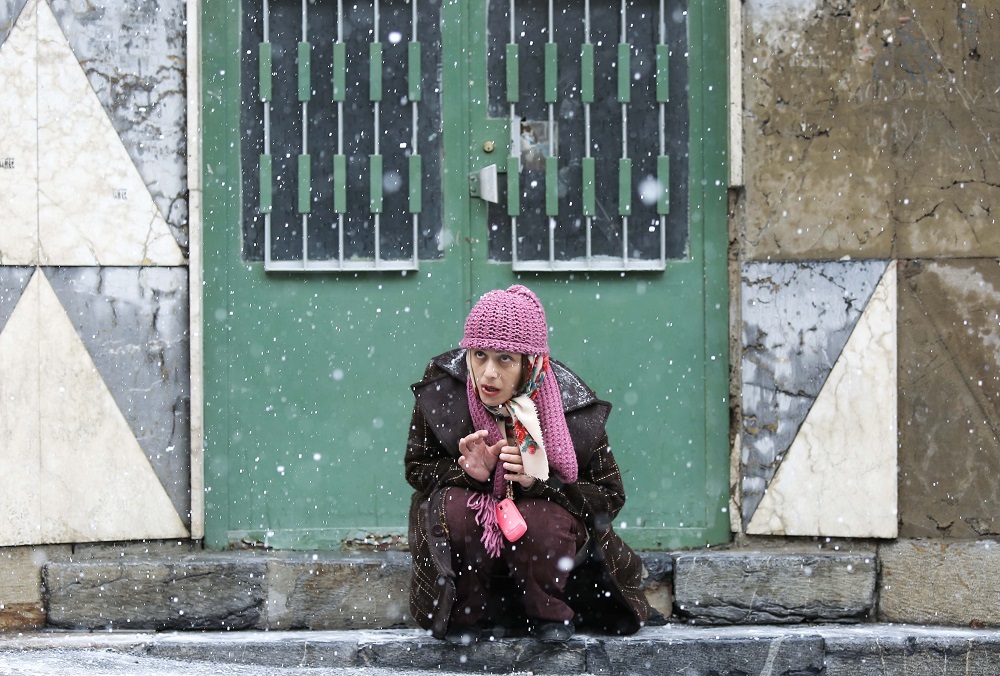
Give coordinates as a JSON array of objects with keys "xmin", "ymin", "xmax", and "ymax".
[
  {"xmin": 404, "ymin": 373, "xmax": 492, "ymax": 497},
  {"xmin": 522, "ymin": 431, "xmax": 626, "ymax": 530}
]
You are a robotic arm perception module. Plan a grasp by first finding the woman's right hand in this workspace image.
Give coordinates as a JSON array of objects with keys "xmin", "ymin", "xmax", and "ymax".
[{"xmin": 458, "ymin": 430, "xmax": 504, "ymax": 482}]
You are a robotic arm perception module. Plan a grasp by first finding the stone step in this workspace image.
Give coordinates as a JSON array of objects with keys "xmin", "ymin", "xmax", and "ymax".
[
  {"xmin": 41, "ymin": 548, "xmax": 876, "ymax": 631},
  {"xmin": 4, "ymin": 625, "xmax": 1000, "ymax": 675}
]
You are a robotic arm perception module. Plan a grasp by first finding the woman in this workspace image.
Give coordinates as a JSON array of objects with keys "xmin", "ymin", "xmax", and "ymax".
[{"xmin": 405, "ymin": 285, "xmax": 650, "ymax": 644}]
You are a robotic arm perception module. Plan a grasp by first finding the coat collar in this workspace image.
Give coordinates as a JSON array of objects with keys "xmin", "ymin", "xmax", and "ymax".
[{"xmin": 428, "ymin": 348, "xmax": 600, "ymax": 413}]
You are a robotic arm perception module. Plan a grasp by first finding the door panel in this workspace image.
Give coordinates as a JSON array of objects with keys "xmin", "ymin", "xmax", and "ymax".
[{"xmin": 202, "ymin": 0, "xmax": 729, "ymax": 550}]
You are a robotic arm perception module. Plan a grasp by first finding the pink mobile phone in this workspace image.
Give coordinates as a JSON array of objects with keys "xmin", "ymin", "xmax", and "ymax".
[{"xmin": 496, "ymin": 498, "xmax": 527, "ymax": 542}]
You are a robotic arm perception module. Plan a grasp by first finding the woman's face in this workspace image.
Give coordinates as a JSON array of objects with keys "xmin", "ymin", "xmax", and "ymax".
[{"xmin": 469, "ymin": 349, "xmax": 524, "ymax": 406}]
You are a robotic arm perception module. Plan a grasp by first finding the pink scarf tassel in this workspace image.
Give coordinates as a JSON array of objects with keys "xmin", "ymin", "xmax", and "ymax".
[{"xmin": 467, "ymin": 491, "xmax": 504, "ymax": 558}]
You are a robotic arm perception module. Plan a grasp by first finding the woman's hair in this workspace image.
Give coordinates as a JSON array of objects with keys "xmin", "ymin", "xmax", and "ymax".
[{"xmin": 518, "ymin": 355, "xmax": 532, "ymax": 390}]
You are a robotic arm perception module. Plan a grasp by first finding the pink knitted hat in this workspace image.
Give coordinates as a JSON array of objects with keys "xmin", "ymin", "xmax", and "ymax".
[{"xmin": 460, "ymin": 285, "xmax": 549, "ymax": 355}]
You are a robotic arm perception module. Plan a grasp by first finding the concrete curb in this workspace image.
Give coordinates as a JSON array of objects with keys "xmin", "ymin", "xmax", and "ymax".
[{"xmin": 3, "ymin": 625, "xmax": 1000, "ymax": 674}]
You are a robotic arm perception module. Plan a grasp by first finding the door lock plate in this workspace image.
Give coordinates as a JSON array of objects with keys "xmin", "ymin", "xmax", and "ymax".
[{"xmin": 469, "ymin": 164, "xmax": 499, "ymax": 203}]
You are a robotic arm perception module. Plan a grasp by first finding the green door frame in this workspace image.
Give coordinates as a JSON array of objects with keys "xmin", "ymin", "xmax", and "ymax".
[{"xmin": 201, "ymin": 0, "xmax": 730, "ymax": 550}]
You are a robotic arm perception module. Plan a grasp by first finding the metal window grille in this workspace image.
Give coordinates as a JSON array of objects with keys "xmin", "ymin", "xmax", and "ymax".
[
  {"xmin": 243, "ymin": 0, "xmax": 440, "ymax": 271},
  {"xmin": 488, "ymin": 0, "xmax": 686, "ymax": 272}
]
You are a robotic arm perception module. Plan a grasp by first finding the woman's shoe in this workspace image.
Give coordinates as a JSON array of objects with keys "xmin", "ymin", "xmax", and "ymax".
[
  {"xmin": 533, "ymin": 620, "xmax": 574, "ymax": 642},
  {"xmin": 444, "ymin": 625, "xmax": 481, "ymax": 646}
]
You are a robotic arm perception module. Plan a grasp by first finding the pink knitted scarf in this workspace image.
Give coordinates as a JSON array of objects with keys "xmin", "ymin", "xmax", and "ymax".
[{"xmin": 465, "ymin": 353, "xmax": 577, "ymax": 557}]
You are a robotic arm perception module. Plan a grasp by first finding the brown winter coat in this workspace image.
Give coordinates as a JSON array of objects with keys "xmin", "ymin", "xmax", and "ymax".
[{"xmin": 405, "ymin": 349, "xmax": 650, "ymax": 638}]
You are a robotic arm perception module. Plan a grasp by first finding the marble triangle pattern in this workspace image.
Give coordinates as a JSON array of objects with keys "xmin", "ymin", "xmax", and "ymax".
[
  {"xmin": 44, "ymin": 266, "xmax": 191, "ymax": 523},
  {"xmin": 747, "ymin": 261, "xmax": 898, "ymax": 538},
  {"xmin": 0, "ymin": 267, "xmax": 35, "ymax": 334},
  {"xmin": 740, "ymin": 259, "xmax": 888, "ymax": 529},
  {"xmin": 0, "ymin": 0, "xmax": 30, "ymax": 49},
  {"xmin": 0, "ymin": 0, "xmax": 38, "ymax": 264},
  {"xmin": 0, "ymin": 268, "xmax": 43, "ymax": 545},
  {"xmin": 0, "ymin": 269, "xmax": 188, "ymax": 546},
  {"xmin": 0, "ymin": 0, "xmax": 184, "ymax": 266}
]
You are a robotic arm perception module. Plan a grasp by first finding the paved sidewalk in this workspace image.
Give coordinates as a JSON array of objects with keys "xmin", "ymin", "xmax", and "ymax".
[{"xmin": 2, "ymin": 624, "xmax": 1000, "ymax": 674}]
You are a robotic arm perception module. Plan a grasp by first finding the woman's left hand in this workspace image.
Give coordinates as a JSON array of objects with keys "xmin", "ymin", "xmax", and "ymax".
[{"xmin": 499, "ymin": 447, "xmax": 536, "ymax": 489}]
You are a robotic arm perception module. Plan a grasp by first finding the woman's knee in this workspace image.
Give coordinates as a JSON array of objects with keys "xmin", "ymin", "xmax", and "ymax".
[{"xmin": 513, "ymin": 500, "xmax": 582, "ymax": 557}]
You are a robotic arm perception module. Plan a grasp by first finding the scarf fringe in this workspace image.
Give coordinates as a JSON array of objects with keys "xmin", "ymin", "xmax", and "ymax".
[{"xmin": 467, "ymin": 491, "xmax": 503, "ymax": 559}]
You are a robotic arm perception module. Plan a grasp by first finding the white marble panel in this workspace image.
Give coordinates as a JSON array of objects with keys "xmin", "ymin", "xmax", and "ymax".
[
  {"xmin": 34, "ymin": 269, "xmax": 189, "ymax": 542},
  {"xmin": 740, "ymin": 260, "xmax": 887, "ymax": 529},
  {"xmin": 0, "ymin": 0, "xmax": 38, "ymax": 264},
  {"xmin": 35, "ymin": 0, "xmax": 183, "ymax": 266},
  {"xmin": 747, "ymin": 261, "xmax": 898, "ymax": 538},
  {"xmin": 50, "ymin": 0, "xmax": 189, "ymax": 246},
  {"xmin": 0, "ymin": 269, "xmax": 42, "ymax": 546}
]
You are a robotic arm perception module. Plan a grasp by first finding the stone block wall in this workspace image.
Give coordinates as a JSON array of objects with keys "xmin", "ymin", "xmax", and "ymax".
[{"xmin": 736, "ymin": 0, "xmax": 1000, "ymax": 539}]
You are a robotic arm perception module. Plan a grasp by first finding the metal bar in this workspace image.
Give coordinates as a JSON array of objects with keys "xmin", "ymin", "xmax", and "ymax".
[
  {"xmin": 584, "ymin": 0, "xmax": 592, "ymax": 263},
  {"xmin": 507, "ymin": 155, "xmax": 520, "ymax": 216},
  {"xmin": 506, "ymin": 44, "xmax": 519, "ymax": 103},
  {"xmin": 617, "ymin": 42, "xmax": 631, "ymax": 103},
  {"xmin": 411, "ymin": 0, "xmax": 420, "ymax": 268},
  {"xmin": 259, "ymin": 154, "xmax": 272, "ymax": 213},
  {"xmin": 546, "ymin": 0, "xmax": 555, "ymax": 266},
  {"xmin": 580, "ymin": 44, "xmax": 594, "ymax": 104},
  {"xmin": 332, "ymin": 43, "xmax": 346, "ymax": 101},
  {"xmin": 656, "ymin": 44, "xmax": 670, "ymax": 103},
  {"xmin": 544, "ymin": 43, "xmax": 558, "ymax": 103},
  {"xmin": 619, "ymin": 0, "xmax": 629, "ymax": 267},
  {"xmin": 370, "ymin": 156, "xmax": 383, "ymax": 213},
  {"xmin": 370, "ymin": 42, "xmax": 383, "ymax": 102},
  {"xmin": 337, "ymin": 0, "xmax": 345, "ymax": 265},
  {"xmin": 582, "ymin": 157, "xmax": 595, "ymax": 217},
  {"xmin": 373, "ymin": 0, "xmax": 381, "ymax": 265},
  {"xmin": 659, "ymin": 0, "xmax": 668, "ymax": 263},
  {"xmin": 509, "ymin": 0, "xmax": 519, "ymax": 266},
  {"xmin": 545, "ymin": 155, "xmax": 558, "ymax": 216},
  {"xmin": 259, "ymin": 43, "xmax": 272, "ymax": 101},
  {"xmin": 513, "ymin": 259, "xmax": 664, "ymax": 272},
  {"xmin": 298, "ymin": 41, "xmax": 311, "ymax": 101},
  {"xmin": 299, "ymin": 0, "xmax": 310, "ymax": 265},
  {"xmin": 618, "ymin": 158, "xmax": 632, "ymax": 216},
  {"xmin": 408, "ymin": 41, "xmax": 422, "ymax": 102},
  {"xmin": 333, "ymin": 154, "xmax": 347, "ymax": 213},
  {"xmin": 298, "ymin": 154, "xmax": 311, "ymax": 213},
  {"xmin": 263, "ymin": 0, "xmax": 272, "ymax": 267},
  {"xmin": 658, "ymin": 154, "xmax": 670, "ymax": 214},
  {"xmin": 409, "ymin": 154, "xmax": 422, "ymax": 213},
  {"xmin": 266, "ymin": 259, "xmax": 417, "ymax": 272}
]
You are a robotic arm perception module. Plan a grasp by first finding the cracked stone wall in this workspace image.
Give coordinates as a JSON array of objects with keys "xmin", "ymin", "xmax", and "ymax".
[{"xmin": 739, "ymin": 0, "xmax": 1000, "ymax": 538}]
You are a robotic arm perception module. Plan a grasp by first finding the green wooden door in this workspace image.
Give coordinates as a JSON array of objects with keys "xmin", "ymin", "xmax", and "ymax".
[{"xmin": 202, "ymin": 0, "xmax": 729, "ymax": 550}]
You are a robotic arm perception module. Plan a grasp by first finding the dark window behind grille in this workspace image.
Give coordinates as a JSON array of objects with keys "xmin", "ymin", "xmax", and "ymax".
[
  {"xmin": 486, "ymin": 0, "xmax": 688, "ymax": 269},
  {"xmin": 240, "ymin": 0, "xmax": 443, "ymax": 269}
]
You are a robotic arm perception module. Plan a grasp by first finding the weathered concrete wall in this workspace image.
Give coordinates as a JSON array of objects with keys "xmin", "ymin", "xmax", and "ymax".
[
  {"xmin": 743, "ymin": 0, "xmax": 999, "ymax": 261},
  {"xmin": 0, "ymin": 546, "xmax": 68, "ymax": 630},
  {"xmin": 880, "ymin": 539, "xmax": 1000, "ymax": 626},
  {"xmin": 738, "ymin": 0, "xmax": 1000, "ymax": 538}
]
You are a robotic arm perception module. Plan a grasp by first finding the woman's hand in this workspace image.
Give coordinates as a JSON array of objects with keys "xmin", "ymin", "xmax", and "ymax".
[
  {"xmin": 500, "ymin": 446, "xmax": 536, "ymax": 489},
  {"xmin": 458, "ymin": 430, "xmax": 504, "ymax": 482}
]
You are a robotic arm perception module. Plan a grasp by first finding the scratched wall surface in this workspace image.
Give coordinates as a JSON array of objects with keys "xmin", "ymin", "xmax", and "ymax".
[
  {"xmin": 738, "ymin": 0, "xmax": 999, "ymax": 537},
  {"xmin": 898, "ymin": 259, "xmax": 1000, "ymax": 538},
  {"xmin": 742, "ymin": 0, "xmax": 1000, "ymax": 261}
]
